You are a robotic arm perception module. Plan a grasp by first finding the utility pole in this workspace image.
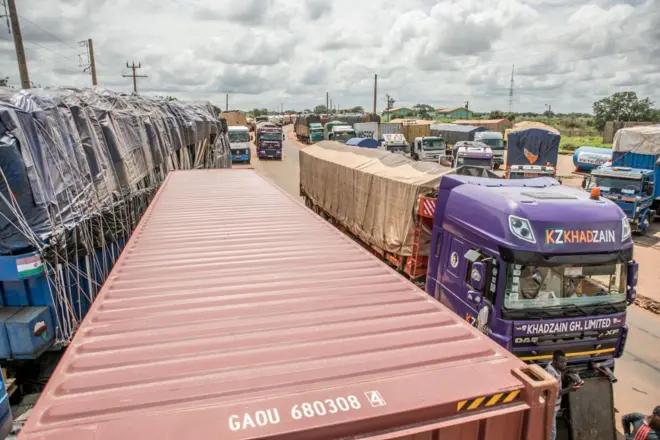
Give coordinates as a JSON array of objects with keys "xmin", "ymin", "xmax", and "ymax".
[
  {"xmin": 508, "ymin": 65, "xmax": 515, "ymax": 113},
  {"xmin": 225, "ymin": 93, "xmax": 228, "ymax": 111},
  {"xmin": 122, "ymin": 61, "xmax": 146, "ymax": 93},
  {"xmin": 373, "ymin": 74, "xmax": 377, "ymax": 115},
  {"xmin": 7, "ymin": 0, "xmax": 31, "ymax": 89},
  {"xmin": 330, "ymin": 98, "xmax": 333, "ymax": 114},
  {"xmin": 79, "ymin": 39, "xmax": 99, "ymax": 86},
  {"xmin": 88, "ymin": 39, "xmax": 98, "ymax": 86},
  {"xmin": 326, "ymin": 92, "xmax": 329, "ymax": 113}
]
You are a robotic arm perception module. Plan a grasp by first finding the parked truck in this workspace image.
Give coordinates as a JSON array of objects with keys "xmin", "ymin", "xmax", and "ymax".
[
  {"xmin": 453, "ymin": 144, "xmax": 494, "ymax": 169},
  {"xmin": 227, "ymin": 126, "xmax": 251, "ymax": 163},
  {"xmin": 255, "ymin": 121, "xmax": 284, "ymax": 160},
  {"xmin": 430, "ymin": 123, "xmax": 488, "ymax": 155},
  {"xmin": 294, "ymin": 114, "xmax": 323, "ymax": 144},
  {"xmin": 506, "ymin": 124, "xmax": 560, "ymax": 180},
  {"xmin": 328, "ymin": 125, "xmax": 357, "ymax": 143},
  {"xmin": 19, "ymin": 169, "xmax": 558, "ymax": 440},
  {"xmin": 220, "ymin": 110, "xmax": 248, "ymax": 127},
  {"xmin": 411, "ymin": 137, "xmax": 446, "ymax": 161},
  {"xmin": 583, "ymin": 125, "xmax": 660, "ymax": 235},
  {"xmin": 300, "ymin": 142, "xmax": 637, "ymax": 440},
  {"xmin": 379, "ymin": 133, "xmax": 409, "ymax": 154},
  {"xmin": 474, "ymin": 131, "xmax": 505, "ymax": 169}
]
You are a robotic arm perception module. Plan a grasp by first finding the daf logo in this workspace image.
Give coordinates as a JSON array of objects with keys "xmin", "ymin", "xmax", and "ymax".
[
  {"xmin": 450, "ymin": 252, "xmax": 459, "ymax": 268},
  {"xmin": 515, "ymin": 337, "xmax": 539, "ymax": 344}
]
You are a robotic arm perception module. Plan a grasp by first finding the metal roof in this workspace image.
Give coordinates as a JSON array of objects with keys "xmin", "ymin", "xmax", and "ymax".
[{"xmin": 20, "ymin": 170, "xmax": 538, "ymax": 440}]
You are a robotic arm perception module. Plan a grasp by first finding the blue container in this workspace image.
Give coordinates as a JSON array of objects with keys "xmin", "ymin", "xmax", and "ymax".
[
  {"xmin": 345, "ymin": 137, "xmax": 380, "ymax": 148},
  {"xmin": 0, "ymin": 238, "xmax": 127, "ymax": 361},
  {"xmin": 0, "ymin": 308, "xmax": 19, "ymax": 359},
  {"xmin": 573, "ymin": 146, "xmax": 612, "ymax": 171},
  {"xmin": 6, "ymin": 306, "xmax": 55, "ymax": 359},
  {"xmin": 0, "ymin": 370, "xmax": 11, "ymax": 440}
]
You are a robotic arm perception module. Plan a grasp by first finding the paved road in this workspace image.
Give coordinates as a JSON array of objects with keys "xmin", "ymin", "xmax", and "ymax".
[{"xmin": 245, "ymin": 127, "xmax": 660, "ymax": 429}]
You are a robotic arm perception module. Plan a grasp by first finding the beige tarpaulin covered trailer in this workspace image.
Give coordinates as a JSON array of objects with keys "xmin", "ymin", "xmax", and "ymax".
[{"xmin": 300, "ymin": 141, "xmax": 452, "ymax": 256}]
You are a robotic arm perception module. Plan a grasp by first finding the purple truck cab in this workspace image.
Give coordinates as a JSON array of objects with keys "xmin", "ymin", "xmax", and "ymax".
[
  {"xmin": 255, "ymin": 123, "xmax": 284, "ymax": 160},
  {"xmin": 425, "ymin": 175, "xmax": 636, "ymax": 437}
]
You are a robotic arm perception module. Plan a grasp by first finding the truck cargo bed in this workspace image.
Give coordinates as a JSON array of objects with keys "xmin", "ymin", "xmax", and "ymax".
[{"xmin": 19, "ymin": 170, "xmax": 556, "ymax": 440}]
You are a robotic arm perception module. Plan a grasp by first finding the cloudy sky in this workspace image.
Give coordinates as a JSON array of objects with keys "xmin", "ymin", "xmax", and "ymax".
[{"xmin": 1, "ymin": 0, "xmax": 658, "ymax": 113}]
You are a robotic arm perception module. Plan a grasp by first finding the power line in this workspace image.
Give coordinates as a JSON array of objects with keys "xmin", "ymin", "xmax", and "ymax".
[{"xmin": 17, "ymin": 14, "xmax": 79, "ymax": 52}]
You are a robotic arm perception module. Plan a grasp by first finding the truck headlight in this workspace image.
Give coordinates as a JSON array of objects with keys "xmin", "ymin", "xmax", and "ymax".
[
  {"xmin": 508, "ymin": 215, "xmax": 536, "ymax": 243},
  {"xmin": 622, "ymin": 217, "xmax": 631, "ymax": 241}
]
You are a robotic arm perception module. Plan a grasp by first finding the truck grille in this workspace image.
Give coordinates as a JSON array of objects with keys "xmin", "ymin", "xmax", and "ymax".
[{"xmin": 233, "ymin": 149, "xmax": 247, "ymax": 156}]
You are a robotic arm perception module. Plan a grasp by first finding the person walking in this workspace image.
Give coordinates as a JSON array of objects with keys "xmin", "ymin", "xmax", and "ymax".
[
  {"xmin": 622, "ymin": 406, "xmax": 660, "ymax": 440},
  {"xmin": 545, "ymin": 351, "xmax": 581, "ymax": 440}
]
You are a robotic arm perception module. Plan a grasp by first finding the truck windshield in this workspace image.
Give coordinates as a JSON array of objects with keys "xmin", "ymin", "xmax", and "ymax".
[
  {"xmin": 457, "ymin": 157, "xmax": 491, "ymax": 168},
  {"xmin": 423, "ymin": 139, "xmax": 446, "ymax": 151},
  {"xmin": 480, "ymin": 138, "xmax": 504, "ymax": 150},
  {"xmin": 228, "ymin": 131, "xmax": 250, "ymax": 143},
  {"xmin": 334, "ymin": 132, "xmax": 355, "ymax": 142},
  {"xmin": 261, "ymin": 133, "xmax": 282, "ymax": 141},
  {"xmin": 591, "ymin": 175, "xmax": 641, "ymax": 194},
  {"xmin": 504, "ymin": 263, "xmax": 626, "ymax": 310}
]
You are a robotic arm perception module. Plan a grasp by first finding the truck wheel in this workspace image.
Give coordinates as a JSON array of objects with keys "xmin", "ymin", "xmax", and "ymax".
[{"xmin": 494, "ymin": 163, "xmax": 500, "ymax": 170}]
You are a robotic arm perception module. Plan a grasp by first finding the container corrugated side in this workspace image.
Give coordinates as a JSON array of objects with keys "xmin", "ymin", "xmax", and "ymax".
[{"xmin": 19, "ymin": 170, "xmax": 556, "ymax": 440}]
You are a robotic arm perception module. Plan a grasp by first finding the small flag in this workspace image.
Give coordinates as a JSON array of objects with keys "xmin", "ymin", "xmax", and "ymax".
[{"xmin": 16, "ymin": 254, "xmax": 44, "ymax": 279}]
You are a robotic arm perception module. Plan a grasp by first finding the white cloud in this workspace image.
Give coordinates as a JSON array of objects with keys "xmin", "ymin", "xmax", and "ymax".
[{"xmin": 0, "ymin": 0, "xmax": 657, "ymax": 113}]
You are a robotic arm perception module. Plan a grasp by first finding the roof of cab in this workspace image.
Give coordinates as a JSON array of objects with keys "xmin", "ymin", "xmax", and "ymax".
[{"xmin": 20, "ymin": 170, "xmax": 535, "ymax": 440}]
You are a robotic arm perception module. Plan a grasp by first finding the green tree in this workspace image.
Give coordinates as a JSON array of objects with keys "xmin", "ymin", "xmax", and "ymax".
[
  {"xmin": 505, "ymin": 112, "xmax": 516, "ymax": 122},
  {"xmin": 489, "ymin": 110, "xmax": 505, "ymax": 119},
  {"xmin": 349, "ymin": 106, "xmax": 364, "ymax": 113},
  {"xmin": 156, "ymin": 95, "xmax": 177, "ymax": 101},
  {"xmin": 0, "ymin": 76, "xmax": 9, "ymax": 87},
  {"xmin": 250, "ymin": 108, "xmax": 269, "ymax": 117},
  {"xmin": 413, "ymin": 104, "xmax": 434, "ymax": 119},
  {"xmin": 314, "ymin": 104, "xmax": 328, "ymax": 114},
  {"xmin": 592, "ymin": 91, "xmax": 655, "ymax": 131}
]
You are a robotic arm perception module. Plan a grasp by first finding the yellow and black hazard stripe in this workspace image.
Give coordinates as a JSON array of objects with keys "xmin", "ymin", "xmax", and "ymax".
[{"xmin": 456, "ymin": 389, "xmax": 521, "ymax": 412}]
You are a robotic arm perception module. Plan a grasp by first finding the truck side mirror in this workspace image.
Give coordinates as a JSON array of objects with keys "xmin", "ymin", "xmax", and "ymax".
[
  {"xmin": 470, "ymin": 262, "xmax": 486, "ymax": 291},
  {"xmin": 645, "ymin": 182, "xmax": 653, "ymax": 196},
  {"xmin": 626, "ymin": 261, "xmax": 638, "ymax": 305},
  {"xmin": 628, "ymin": 261, "xmax": 638, "ymax": 287}
]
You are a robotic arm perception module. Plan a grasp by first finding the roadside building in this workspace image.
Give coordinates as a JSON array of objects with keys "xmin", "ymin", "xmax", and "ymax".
[{"xmin": 435, "ymin": 107, "xmax": 473, "ymax": 120}]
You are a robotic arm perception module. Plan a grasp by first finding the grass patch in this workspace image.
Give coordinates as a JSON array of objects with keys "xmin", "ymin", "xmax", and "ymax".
[{"xmin": 560, "ymin": 136, "xmax": 611, "ymax": 153}]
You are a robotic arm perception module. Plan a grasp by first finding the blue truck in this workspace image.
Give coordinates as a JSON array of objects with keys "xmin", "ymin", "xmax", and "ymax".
[
  {"xmin": 583, "ymin": 125, "xmax": 660, "ymax": 235},
  {"xmin": 301, "ymin": 143, "xmax": 636, "ymax": 440}
]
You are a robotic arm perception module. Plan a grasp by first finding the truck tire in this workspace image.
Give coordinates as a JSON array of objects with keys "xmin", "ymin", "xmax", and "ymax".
[{"xmin": 494, "ymin": 163, "xmax": 500, "ymax": 170}]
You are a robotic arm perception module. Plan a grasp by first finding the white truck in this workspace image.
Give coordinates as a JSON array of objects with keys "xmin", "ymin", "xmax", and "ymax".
[
  {"xmin": 227, "ymin": 126, "xmax": 251, "ymax": 163},
  {"xmin": 328, "ymin": 125, "xmax": 357, "ymax": 143},
  {"xmin": 473, "ymin": 131, "xmax": 505, "ymax": 169},
  {"xmin": 453, "ymin": 145, "xmax": 494, "ymax": 169},
  {"xmin": 379, "ymin": 133, "xmax": 410, "ymax": 155},
  {"xmin": 411, "ymin": 136, "xmax": 446, "ymax": 162}
]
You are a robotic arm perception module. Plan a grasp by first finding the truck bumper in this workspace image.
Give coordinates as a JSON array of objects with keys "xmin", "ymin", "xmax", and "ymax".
[{"xmin": 231, "ymin": 154, "xmax": 250, "ymax": 163}]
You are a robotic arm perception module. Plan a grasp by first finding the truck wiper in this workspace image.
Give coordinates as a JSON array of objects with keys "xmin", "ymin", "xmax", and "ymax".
[
  {"xmin": 548, "ymin": 303, "xmax": 589, "ymax": 317},
  {"xmin": 593, "ymin": 303, "xmax": 622, "ymax": 314}
]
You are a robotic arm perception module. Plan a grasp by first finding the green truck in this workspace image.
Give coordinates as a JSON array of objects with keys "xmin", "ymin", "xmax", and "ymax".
[{"xmin": 294, "ymin": 114, "xmax": 324, "ymax": 144}]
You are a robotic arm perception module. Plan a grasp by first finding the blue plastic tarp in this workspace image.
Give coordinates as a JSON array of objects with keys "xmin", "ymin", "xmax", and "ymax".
[
  {"xmin": 0, "ymin": 87, "xmax": 231, "ymax": 254},
  {"xmin": 507, "ymin": 128, "xmax": 560, "ymax": 167},
  {"xmin": 345, "ymin": 137, "xmax": 380, "ymax": 148}
]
